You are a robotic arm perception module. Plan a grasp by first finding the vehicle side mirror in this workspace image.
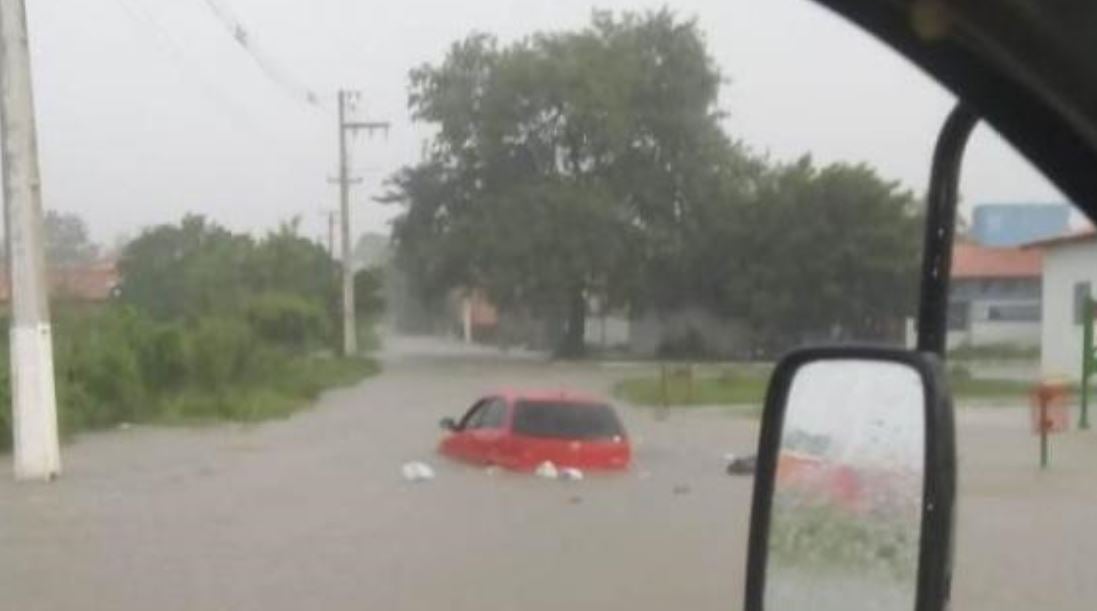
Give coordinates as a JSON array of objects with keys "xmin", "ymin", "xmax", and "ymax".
[
  {"xmin": 744, "ymin": 347, "xmax": 955, "ymax": 611},
  {"xmin": 439, "ymin": 417, "xmax": 459, "ymax": 431}
]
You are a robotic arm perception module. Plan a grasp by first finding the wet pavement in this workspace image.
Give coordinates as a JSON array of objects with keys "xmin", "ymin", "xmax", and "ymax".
[{"xmin": 1, "ymin": 336, "xmax": 1095, "ymax": 610}]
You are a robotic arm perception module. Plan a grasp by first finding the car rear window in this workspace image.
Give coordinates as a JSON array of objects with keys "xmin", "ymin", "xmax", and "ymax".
[{"xmin": 512, "ymin": 401, "xmax": 624, "ymax": 440}]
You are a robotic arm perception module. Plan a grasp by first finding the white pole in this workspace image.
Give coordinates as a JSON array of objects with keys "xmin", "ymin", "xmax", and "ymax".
[
  {"xmin": 462, "ymin": 294, "xmax": 473, "ymax": 344},
  {"xmin": 0, "ymin": 0, "xmax": 61, "ymax": 480},
  {"xmin": 337, "ymin": 90, "xmax": 357, "ymax": 357}
]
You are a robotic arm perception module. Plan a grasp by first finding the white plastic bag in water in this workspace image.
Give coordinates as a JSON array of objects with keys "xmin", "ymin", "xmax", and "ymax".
[
  {"xmin": 401, "ymin": 461, "xmax": 436, "ymax": 482},
  {"xmin": 559, "ymin": 467, "xmax": 584, "ymax": 481},
  {"xmin": 535, "ymin": 461, "xmax": 559, "ymax": 479}
]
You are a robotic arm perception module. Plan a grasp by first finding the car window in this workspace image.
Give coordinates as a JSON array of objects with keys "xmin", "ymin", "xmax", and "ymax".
[
  {"xmin": 512, "ymin": 401, "xmax": 624, "ymax": 440},
  {"xmin": 478, "ymin": 399, "xmax": 508, "ymax": 429},
  {"xmin": 458, "ymin": 399, "xmax": 489, "ymax": 430}
]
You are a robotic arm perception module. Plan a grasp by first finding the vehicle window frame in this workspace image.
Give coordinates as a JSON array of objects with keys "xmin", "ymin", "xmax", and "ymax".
[
  {"xmin": 477, "ymin": 398, "xmax": 508, "ymax": 430},
  {"xmin": 458, "ymin": 398, "xmax": 491, "ymax": 430}
]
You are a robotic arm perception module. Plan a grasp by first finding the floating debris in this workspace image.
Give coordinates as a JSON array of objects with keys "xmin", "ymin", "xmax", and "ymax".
[
  {"xmin": 401, "ymin": 461, "xmax": 436, "ymax": 482},
  {"xmin": 535, "ymin": 461, "xmax": 559, "ymax": 479},
  {"xmin": 726, "ymin": 455, "xmax": 756, "ymax": 476},
  {"xmin": 559, "ymin": 468, "xmax": 584, "ymax": 481}
]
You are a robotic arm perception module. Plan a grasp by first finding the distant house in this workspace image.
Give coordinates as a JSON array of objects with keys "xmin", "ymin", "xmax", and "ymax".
[
  {"xmin": 0, "ymin": 261, "xmax": 120, "ymax": 305},
  {"xmin": 1025, "ymin": 230, "xmax": 1097, "ymax": 379},
  {"xmin": 948, "ymin": 242, "xmax": 1043, "ymax": 349}
]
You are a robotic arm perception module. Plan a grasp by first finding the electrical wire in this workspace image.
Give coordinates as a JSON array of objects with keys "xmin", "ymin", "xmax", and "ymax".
[
  {"xmin": 112, "ymin": 0, "xmax": 270, "ymax": 137},
  {"xmin": 198, "ymin": 0, "xmax": 323, "ymax": 107}
]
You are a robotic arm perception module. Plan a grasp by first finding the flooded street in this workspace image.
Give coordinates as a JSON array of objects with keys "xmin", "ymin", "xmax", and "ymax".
[{"xmin": 1, "ymin": 336, "xmax": 1095, "ymax": 610}]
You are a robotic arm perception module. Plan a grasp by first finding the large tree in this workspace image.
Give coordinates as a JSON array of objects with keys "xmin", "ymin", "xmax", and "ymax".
[
  {"xmin": 387, "ymin": 10, "xmax": 741, "ymax": 356},
  {"xmin": 737, "ymin": 157, "xmax": 923, "ymax": 353}
]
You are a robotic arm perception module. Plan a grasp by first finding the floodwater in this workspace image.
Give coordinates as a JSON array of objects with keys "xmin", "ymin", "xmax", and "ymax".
[{"xmin": 0, "ymin": 336, "xmax": 1095, "ymax": 610}]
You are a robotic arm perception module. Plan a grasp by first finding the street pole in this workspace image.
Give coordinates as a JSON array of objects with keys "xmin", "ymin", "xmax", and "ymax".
[
  {"xmin": 327, "ymin": 210, "xmax": 336, "ymax": 260},
  {"xmin": 334, "ymin": 89, "xmax": 388, "ymax": 357},
  {"xmin": 337, "ymin": 91, "xmax": 354, "ymax": 356},
  {"xmin": 0, "ymin": 0, "xmax": 61, "ymax": 480}
]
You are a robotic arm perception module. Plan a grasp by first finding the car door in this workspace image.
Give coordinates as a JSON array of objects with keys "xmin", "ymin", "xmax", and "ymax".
[
  {"xmin": 442, "ymin": 398, "xmax": 491, "ymax": 462},
  {"xmin": 465, "ymin": 397, "xmax": 509, "ymax": 465}
]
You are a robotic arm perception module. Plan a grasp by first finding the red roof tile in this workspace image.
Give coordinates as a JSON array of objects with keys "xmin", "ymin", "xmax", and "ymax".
[
  {"xmin": 0, "ymin": 261, "xmax": 119, "ymax": 303},
  {"xmin": 951, "ymin": 242, "xmax": 1042, "ymax": 279}
]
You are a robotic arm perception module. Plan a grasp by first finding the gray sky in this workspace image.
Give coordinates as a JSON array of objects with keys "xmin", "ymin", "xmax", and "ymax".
[{"xmin": 23, "ymin": 0, "xmax": 1068, "ymax": 247}]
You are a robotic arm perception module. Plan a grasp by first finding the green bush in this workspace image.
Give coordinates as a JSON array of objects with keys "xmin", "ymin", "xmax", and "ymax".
[
  {"xmin": 139, "ymin": 324, "xmax": 190, "ymax": 391},
  {"xmin": 244, "ymin": 292, "xmax": 330, "ymax": 351},
  {"xmin": 190, "ymin": 317, "xmax": 257, "ymax": 390},
  {"xmin": 53, "ymin": 308, "xmax": 148, "ymax": 429}
]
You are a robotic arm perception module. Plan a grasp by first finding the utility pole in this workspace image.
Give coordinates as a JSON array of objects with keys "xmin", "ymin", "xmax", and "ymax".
[
  {"xmin": 0, "ymin": 0, "xmax": 61, "ymax": 481},
  {"xmin": 326, "ymin": 210, "xmax": 336, "ymax": 260},
  {"xmin": 334, "ymin": 89, "xmax": 388, "ymax": 357}
]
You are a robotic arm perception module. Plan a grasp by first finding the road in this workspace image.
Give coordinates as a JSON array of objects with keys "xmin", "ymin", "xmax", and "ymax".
[{"xmin": 1, "ymin": 336, "xmax": 1096, "ymax": 610}]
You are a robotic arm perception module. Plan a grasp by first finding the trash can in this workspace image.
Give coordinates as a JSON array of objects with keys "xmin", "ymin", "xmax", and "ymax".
[{"xmin": 1030, "ymin": 381, "xmax": 1071, "ymax": 434}]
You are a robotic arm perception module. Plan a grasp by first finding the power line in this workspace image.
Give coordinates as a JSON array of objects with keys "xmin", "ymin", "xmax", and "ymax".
[
  {"xmin": 112, "ymin": 0, "xmax": 269, "ymax": 137},
  {"xmin": 197, "ymin": 0, "xmax": 322, "ymax": 107}
]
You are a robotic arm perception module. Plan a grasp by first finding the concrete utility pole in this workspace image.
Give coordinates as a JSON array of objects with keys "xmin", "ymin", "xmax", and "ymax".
[
  {"xmin": 334, "ymin": 90, "xmax": 388, "ymax": 357},
  {"xmin": 0, "ymin": 0, "xmax": 61, "ymax": 480}
]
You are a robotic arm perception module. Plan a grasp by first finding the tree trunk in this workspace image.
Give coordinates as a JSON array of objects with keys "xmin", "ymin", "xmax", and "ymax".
[{"xmin": 556, "ymin": 287, "xmax": 587, "ymax": 358}]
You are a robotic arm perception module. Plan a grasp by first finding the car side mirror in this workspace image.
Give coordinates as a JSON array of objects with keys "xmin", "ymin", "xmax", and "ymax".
[
  {"xmin": 744, "ymin": 347, "xmax": 955, "ymax": 611},
  {"xmin": 439, "ymin": 417, "xmax": 459, "ymax": 431}
]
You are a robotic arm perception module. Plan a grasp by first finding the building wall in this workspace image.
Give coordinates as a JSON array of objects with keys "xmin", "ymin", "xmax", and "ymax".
[
  {"xmin": 947, "ymin": 320, "xmax": 1041, "ymax": 349},
  {"xmin": 629, "ymin": 307, "xmax": 749, "ymax": 357},
  {"xmin": 971, "ymin": 204, "xmax": 1069, "ymax": 247},
  {"xmin": 584, "ymin": 314, "xmax": 630, "ymax": 349},
  {"xmin": 1040, "ymin": 241, "xmax": 1097, "ymax": 379},
  {"xmin": 947, "ymin": 277, "xmax": 1042, "ymax": 348}
]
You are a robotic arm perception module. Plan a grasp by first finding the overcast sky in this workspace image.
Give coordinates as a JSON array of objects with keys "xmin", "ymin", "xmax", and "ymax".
[{"xmin": 21, "ymin": 0, "xmax": 1068, "ymax": 247}]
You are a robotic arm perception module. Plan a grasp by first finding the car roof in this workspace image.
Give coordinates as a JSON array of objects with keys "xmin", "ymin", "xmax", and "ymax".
[{"xmin": 487, "ymin": 388, "xmax": 608, "ymax": 406}]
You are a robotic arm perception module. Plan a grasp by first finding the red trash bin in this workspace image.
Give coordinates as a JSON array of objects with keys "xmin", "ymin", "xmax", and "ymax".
[{"xmin": 1030, "ymin": 381, "xmax": 1071, "ymax": 434}]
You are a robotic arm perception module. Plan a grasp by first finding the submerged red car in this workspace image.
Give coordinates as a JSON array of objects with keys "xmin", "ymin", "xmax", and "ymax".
[{"xmin": 438, "ymin": 390, "xmax": 631, "ymax": 471}]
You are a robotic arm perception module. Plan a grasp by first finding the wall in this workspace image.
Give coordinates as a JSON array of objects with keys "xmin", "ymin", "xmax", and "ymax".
[
  {"xmin": 585, "ymin": 314, "xmax": 630, "ymax": 349},
  {"xmin": 947, "ymin": 277, "xmax": 1042, "ymax": 348},
  {"xmin": 971, "ymin": 204, "xmax": 1070, "ymax": 247},
  {"xmin": 947, "ymin": 320, "xmax": 1041, "ymax": 349},
  {"xmin": 1040, "ymin": 240, "xmax": 1097, "ymax": 379},
  {"xmin": 629, "ymin": 307, "xmax": 749, "ymax": 357}
]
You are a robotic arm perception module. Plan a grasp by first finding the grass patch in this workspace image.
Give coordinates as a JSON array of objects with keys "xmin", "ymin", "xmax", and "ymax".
[
  {"xmin": 949, "ymin": 343, "xmax": 1039, "ymax": 361},
  {"xmin": 151, "ymin": 356, "xmax": 381, "ymax": 425},
  {"xmin": 613, "ymin": 363, "xmax": 1063, "ymax": 408},
  {"xmin": 612, "ymin": 367, "xmax": 769, "ymax": 407}
]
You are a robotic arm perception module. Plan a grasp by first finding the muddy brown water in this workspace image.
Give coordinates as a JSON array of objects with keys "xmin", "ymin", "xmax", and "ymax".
[{"xmin": 0, "ymin": 336, "xmax": 1094, "ymax": 610}]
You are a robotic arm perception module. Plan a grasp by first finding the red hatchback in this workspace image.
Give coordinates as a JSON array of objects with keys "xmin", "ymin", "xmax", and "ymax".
[{"xmin": 438, "ymin": 390, "xmax": 631, "ymax": 471}]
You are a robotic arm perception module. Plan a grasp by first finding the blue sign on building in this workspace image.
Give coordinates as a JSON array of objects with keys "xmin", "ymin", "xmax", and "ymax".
[{"xmin": 971, "ymin": 203, "xmax": 1070, "ymax": 247}]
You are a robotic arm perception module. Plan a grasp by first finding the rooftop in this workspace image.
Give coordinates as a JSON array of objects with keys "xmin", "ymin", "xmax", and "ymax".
[
  {"xmin": 0, "ymin": 261, "xmax": 120, "ymax": 303},
  {"xmin": 1022, "ymin": 229, "xmax": 1097, "ymax": 250},
  {"xmin": 951, "ymin": 242, "xmax": 1042, "ymax": 279}
]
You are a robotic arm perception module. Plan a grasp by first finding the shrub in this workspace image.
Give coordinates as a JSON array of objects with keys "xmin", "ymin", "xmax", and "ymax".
[
  {"xmin": 244, "ymin": 292, "xmax": 330, "ymax": 351},
  {"xmin": 139, "ymin": 323, "xmax": 190, "ymax": 391},
  {"xmin": 190, "ymin": 317, "xmax": 257, "ymax": 390}
]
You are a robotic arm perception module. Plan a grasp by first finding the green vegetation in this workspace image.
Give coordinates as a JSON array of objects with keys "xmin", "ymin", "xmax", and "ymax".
[
  {"xmin": 612, "ymin": 367, "xmax": 769, "ymax": 407},
  {"xmin": 385, "ymin": 10, "xmax": 922, "ymax": 358},
  {"xmin": 949, "ymin": 343, "xmax": 1039, "ymax": 361},
  {"xmin": 0, "ymin": 215, "xmax": 384, "ymax": 451},
  {"xmin": 613, "ymin": 364, "xmax": 1050, "ymax": 408}
]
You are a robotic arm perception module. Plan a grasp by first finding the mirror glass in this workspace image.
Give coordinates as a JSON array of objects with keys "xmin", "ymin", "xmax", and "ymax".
[{"xmin": 765, "ymin": 359, "xmax": 926, "ymax": 610}]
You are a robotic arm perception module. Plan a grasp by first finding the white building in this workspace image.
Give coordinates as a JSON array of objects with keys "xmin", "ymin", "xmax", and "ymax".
[
  {"xmin": 1028, "ymin": 231, "xmax": 1097, "ymax": 379},
  {"xmin": 947, "ymin": 242, "xmax": 1043, "ymax": 349}
]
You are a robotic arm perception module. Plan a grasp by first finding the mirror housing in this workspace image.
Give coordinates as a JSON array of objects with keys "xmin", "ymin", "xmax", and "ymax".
[
  {"xmin": 744, "ymin": 346, "xmax": 955, "ymax": 611},
  {"xmin": 439, "ymin": 417, "xmax": 459, "ymax": 431}
]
